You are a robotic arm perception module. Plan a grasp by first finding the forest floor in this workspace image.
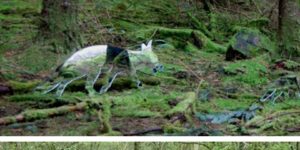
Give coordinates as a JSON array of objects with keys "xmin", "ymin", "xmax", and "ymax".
[{"xmin": 0, "ymin": 0, "xmax": 299, "ymax": 136}]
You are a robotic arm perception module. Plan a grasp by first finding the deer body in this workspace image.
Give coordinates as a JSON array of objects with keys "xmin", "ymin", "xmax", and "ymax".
[{"xmin": 42, "ymin": 40, "xmax": 163, "ymax": 97}]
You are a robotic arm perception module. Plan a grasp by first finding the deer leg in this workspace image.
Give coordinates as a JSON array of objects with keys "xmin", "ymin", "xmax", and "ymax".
[
  {"xmin": 86, "ymin": 67, "xmax": 102, "ymax": 97},
  {"xmin": 42, "ymin": 81, "xmax": 62, "ymax": 94},
  {"xmin": 130, "ymin": 69, "xmax": 142, "ymax": 88},
  {"xmin": 55, "ymin": 75, "xmax": 86, "ymax": 97},
  {"xmin": 99, "ymin": 66, "xmax": 122, "ymax": 94}
]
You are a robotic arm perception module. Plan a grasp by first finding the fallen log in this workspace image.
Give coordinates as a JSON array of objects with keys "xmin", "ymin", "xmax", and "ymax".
[
  {"xmin": 6, "ymin": 76, "xmax": 160, "ymax": 94},
  {"xmin": 187, "ymin": 12, "xmax": 213, "ymax": 38},
  {"xmin": 68, "ymin": 76, "xmax": 160, "ymax": 92},
  {"xmin": 0, "ymin": 102, "xmax": 88, "ymax": 126},
  {"xmin": 8, "ymin": 80, "xmax": 40, "ymax": 94},
  {"xmin": 155, "ymin": 27, "xmax": 226, "ymax": 53},
  {"xmin": 8, "ymin": 93, "xmax": 57, "ymax": 102}
]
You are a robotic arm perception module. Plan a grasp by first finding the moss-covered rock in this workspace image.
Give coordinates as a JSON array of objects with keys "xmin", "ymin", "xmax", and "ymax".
[{"xmin": 226, "ymin": 28, "xmax": 275, "ymax": 60}]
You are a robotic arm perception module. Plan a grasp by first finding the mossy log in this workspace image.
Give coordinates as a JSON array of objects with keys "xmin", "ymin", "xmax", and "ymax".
[
  {"xmin": 7, "ymin": 93, "xmax": 81, "ymax": 105},
  {"xmin": 8, "ymin": 93, "xmax": 56, "ymax": 102},
  {"xmin": 165, "ymin": 92, "xmax": 196, "ymax": 117},
  {"xmin": 7, "ymin": 80, "xmax": 40, "ymax": 94},
  {"xmin": 6, "ymin": 76, "xmax": 160, "ymax": 94},
  {"xmin": 97, "ymin": 98, "xmax": 121, "ymax": 135},
  {"xmin": 67, "ymin": 76, "xmax": 160, "ymax": 92},
  {"xmin": 0, "ymin": 102, "xmax": 88, "ymax": 126},
  {"xmin": 154, "ymin": 27, "xmax": 226, "ymax": 53}
]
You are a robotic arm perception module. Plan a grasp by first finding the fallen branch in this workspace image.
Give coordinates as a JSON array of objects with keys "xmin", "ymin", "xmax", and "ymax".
[
  {"xmin": 286, "ymin": 127, "xmax": 300, "ymax": 132},
  {"xmin": 0, "ymin": 102, "xmax": 88, "ymax": 126},
  {"xmin": 165, "ymin": 92, "xmax": 196, "ymax": 117},
  {"xmin": 245, "ymin": 110, "xmax": 300, "ymax": 128}
]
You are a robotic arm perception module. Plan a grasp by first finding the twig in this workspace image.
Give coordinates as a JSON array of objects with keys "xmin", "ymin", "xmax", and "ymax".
[
  {"xmin": 178, "ymin": 60, "xmax": 202, "ymax": 81},
  {"xmin": 286, "ymin": 127, "xmax": 300, "ymax": 132},
  {"xmin": 148, "ymin": 28, "xmax": 158, "ymax": 41},
  {"xmin": 123, "ymin": 127, "xmax": 163, "ymax": 136},
  {"xmin": 250, "ymin": 0, "xmax": 263, "ymax": 16}
]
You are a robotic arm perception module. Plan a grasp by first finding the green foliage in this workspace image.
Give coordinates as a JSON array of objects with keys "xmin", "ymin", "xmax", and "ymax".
[{"xmin": 110, "ymin": 87, "xmax": 180, "ymax": 117}]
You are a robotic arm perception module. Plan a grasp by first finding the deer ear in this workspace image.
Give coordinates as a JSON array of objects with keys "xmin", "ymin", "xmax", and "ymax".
[
  {"xmin": 147, "ymin": 40, "xmax": 153, "ymax": 48},
  {"xmin": 141, "ymin": 43, "xmax": 147, "ymax": 51}
]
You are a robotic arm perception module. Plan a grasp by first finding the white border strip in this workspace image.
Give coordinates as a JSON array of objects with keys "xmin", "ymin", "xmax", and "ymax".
[{"xmin": 0, "ymin": 136, "xmax": 299, "ymax": 142}]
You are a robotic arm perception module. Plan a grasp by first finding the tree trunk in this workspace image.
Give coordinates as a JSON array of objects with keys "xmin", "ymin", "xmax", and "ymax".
[
  {"xmin": 277, "ymin": 0, "xmax": 300, "ymax": 57},
  {"xmin": 277, "ymin": 0, "xmax": 286, "ymax": 46},
  {"xmin": 40, "ymin": 0, "xmax": 82, "ymax": 53}
]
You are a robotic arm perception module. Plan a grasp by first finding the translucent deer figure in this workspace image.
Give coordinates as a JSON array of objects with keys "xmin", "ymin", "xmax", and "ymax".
[{"xmin": 41, "ymin": 40, "xmax": 163, "ymax": 97}]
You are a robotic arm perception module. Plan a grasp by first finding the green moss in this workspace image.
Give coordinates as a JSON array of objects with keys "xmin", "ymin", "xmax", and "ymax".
[
  {"xmin": 22, "ymin": 102, "xmax": 88, "ymax": 121},
  {"xmin": 97, "ymin": 98, "xmax": 113, "ymax": 134},
  {"xmin": 248, "ymin": 18, "xmax": 270, "ymax": 28},
  {"xmin": 228, "ymin": 27, "xmax": 276, "ymax": 58},
  {"xmin": 165, "ymin": 92, "xmax": 196, "ymax": 116},
  {"xmin": 8, "ymin": 93, "xmax": 55, "ymax": 102},
  {"xmin": 0, "ymin": 0, "xmax": 41, "ymax": 14},
  {"xmin": 262, "ymin": 99, "xmax": 300, "ymax": 115},
  {"xmin": 163, "ymin": 123, "xmax": 186, "ymax": 134},
  {"xmin": 281, "ymin": 59, "xmax": 300, "ymax": 71},
  {"xmin": 110, "ymin": 87, "xmax": 180, "ymax": 118},
  {"xmin": 64, "ymin": 76, "xmax": 160, "ymax": 92},
  {"xmin": 184, "ymin": 42, "xmax": 198, "ymax": 52},
  {"xmin": 197, "ymin": 98, "xmax": 254, "ymax": 113},
  {"xmin": 223, "ymin": 56, "xmax": 270, "ymax": 86},
  {"xmin": 8, "ymin": 80, "xmax": 40, "ymax": 93},
  {"xmin": 112, "ymin": 108, "xmax": 161, "ymax": 118},
  {"xmin": 7, "ymin": 92, "xmax": 84, "ymax": 104},
  {"xmin": 121, "ymin": 25, "xmax": 226, "ymax": 53},
  {"xmin": 246, "ymin": 108, "xmax": 300, "ymax": 136}
]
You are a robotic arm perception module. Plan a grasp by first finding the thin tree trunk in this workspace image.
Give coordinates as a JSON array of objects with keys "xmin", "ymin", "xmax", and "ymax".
[
  {"xmin": 277, "ymin": 0, "xmax": 300, "ymax": 57},
  {"xmin": 278, "ymin": 0, "xmax": 287, "ymax": 44},
  {"xmin": 40, "ymin": 0, "xmax": 82, "ymax": 53}
]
